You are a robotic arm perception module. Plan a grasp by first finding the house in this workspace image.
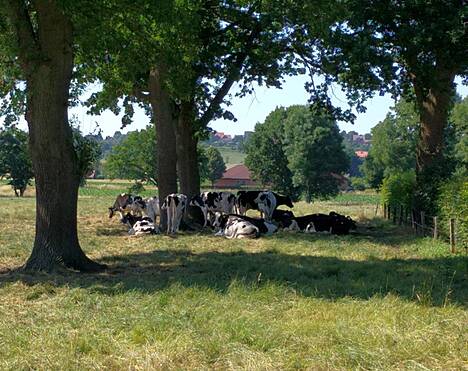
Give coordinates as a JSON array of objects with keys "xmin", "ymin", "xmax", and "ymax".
[
  {"xmin": 214, "ymin": 164, "xmax": 259, "ymax": 188},
  {"xmin": 355, "ymin": 150, "xmax": 368, "ymax": 159}
]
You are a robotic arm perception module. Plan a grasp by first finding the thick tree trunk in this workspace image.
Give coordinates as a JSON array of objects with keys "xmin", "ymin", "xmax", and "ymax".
[
  {"xmin": 175, "ymin": 101, "xmax": 203, "ymax": 225},
  {"xmin": 412, "ymin": 68, "xmax": 455, "ymax": 212},
  {"xmin": 148, "ymin": 66, "xmax": 178, "ymax": 229},
  {"xmin": 22, "ymin": 2, "xmax": 105, "ymax": 272}
]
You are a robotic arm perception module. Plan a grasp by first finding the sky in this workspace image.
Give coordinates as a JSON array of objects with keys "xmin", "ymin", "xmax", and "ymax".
[{"xmin": 17, "ymin": 75, "xmax": 468, "ymax": 138}]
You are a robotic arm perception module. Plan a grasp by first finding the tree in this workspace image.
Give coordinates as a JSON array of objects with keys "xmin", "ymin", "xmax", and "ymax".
[
  {"xmin": 0, "ymin": 126, "xmax": 33, "ymax": 196},
  {"xmin": 283, "ymin": 106, "xmax": 349, "ymax": 202},
  {"xmin": 103, "ymin": 127, "xmax": 157, "ymax": 185},
  {"xmin": 450, "ymin": 96, "xmax": 468, "ymax": 173},
  {"xmin": 293, "ymin": 0, "xmax": 467, "ymax": 211},
  {"xmin": 245, "ymin": 107, "xmax": 298, "ymax": 198},
  {"xmin": 0, "ymin": 0, "xmax": 105, "ymax": 271},
  {"xmin": 73, "ymin": 128, "xmax": 102, "ymax": 186},
  {"xmin": 204, "ymin": 147, "xmax": 226, "ymax": 187},
  {"xmin": 361, "ymin": 100, "xmax": 418, "ymax": 188}
]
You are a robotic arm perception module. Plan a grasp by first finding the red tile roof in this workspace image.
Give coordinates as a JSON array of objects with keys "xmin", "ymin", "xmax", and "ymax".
[
  {"xmin": 222, "ymin": 164, "xmax": 253, "ymax": 180},
  {"xmin": 355, "ymin": 150, "xmax": 368, "ymax": 158}
]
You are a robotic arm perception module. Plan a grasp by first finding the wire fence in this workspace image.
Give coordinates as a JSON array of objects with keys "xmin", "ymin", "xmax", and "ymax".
[{"xmin": 379, "ymin": 203, "xmax": 465, "ymax": 254}]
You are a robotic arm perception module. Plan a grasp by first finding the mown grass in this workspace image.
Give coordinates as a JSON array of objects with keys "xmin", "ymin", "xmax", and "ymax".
[
  {"xmin": 215, "ymin": 146, "xmax": 247, "ymax": 166},
  {"xmin": 0, "ymin": 186, "xmax": 467, "ymax": 370}
]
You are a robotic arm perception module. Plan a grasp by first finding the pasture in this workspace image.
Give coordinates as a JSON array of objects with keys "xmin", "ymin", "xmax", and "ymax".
[{"xmin": 0, "ymin": 180, "xmax": 467, "ymax": 370}]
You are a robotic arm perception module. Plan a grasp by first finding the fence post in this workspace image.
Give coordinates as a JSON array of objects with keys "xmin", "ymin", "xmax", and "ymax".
[
  {"xmin": 420, "ymin": 211, "xmax": 425, "ymax": 236},
  {"xmin": 450, "ymin": 218, "xmax": 456, "ymax": 253},
  {"xmin": 399, "ymin": 205, "xmax": 403, "ymax": 225},
  {"xmin": 411, "ymin": 210, "xmax": 416, "ymax": 232},
  {"xmin": 383, "ymin": 203, "xmax": 387, "ymax": 219},
  {"xmin": 433, "ymin": 216, "xmax": 438, "ymax": 239},
  {"xmin": 375, "ymin": 203, "xmax": 379, "ymax": 217}
]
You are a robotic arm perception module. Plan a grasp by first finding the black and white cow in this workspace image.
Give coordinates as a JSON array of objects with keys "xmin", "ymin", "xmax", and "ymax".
[
  {"xmin": 189, "ymin": 191, "xmax": 236, "ymax": 227},
  {"xmin": 279, "ymin": 212, "xmax": 356, "ymax": 235},
  {"xmin": 161, "ymin": 193, "xmax": 187, "ymax": 234},
  {"xmin": 108, "ymin": 193, "xmax": 146, "ymax": 221},
  {"xmin": 237, "ymin": 190, "xmax": 294, "ymax": 219},
  {"xmin": 121, "ymin": 213, "xmax": 159, "ymax": 235},
  {"xmin": 213, "ymin": 213, "xmax": 278, "ymax": 236},
  {"xmin": 213, "ymin": 215, "xmax": 260, "ymax": 239}
]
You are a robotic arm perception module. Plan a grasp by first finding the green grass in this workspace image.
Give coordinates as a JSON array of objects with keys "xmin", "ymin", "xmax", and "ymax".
[
  {"xmin": 215, "ymin": 146, "xmax": 247, "ymax": 166},
  {"xmin": 0, "ymin": 186, "xmax": 467, "ymax": 369}
]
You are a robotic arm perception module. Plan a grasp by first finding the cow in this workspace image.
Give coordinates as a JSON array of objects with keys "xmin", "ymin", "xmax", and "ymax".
[
  {"xmin": 236, "ymin": 190, "xmax": 293, "ymax": 219},
  {"xmin": 108, "ymin": 193, "xmax": 147, "ymax": 221},
  {"xmin": 161, "ymin": 193, "xmax": 187, "ymax": 234},
  {"xmin": 144, "ymin": 196, "xmax": 160, "ymax": 223},
  {"xmin": 190, "ymin": 191, "xmax": 236, "ymax": 227},
  {"xmin": 213, "ymin": 213, "xmax": 278, "ymax": 236},
  {"xmin": 213, "ymin": 215, "xmax": 260, "ymax": 239},
  {"xmin": 121, "ymin": 213, "xmax": 159, "ymax": 235},
  {"xmin": 282, "ymin": 212, "xmax": 356, "ymax": 235}
]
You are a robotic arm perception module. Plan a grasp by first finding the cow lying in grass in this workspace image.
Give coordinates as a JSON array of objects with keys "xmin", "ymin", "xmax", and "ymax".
[
  {"xmin": 275, "ymin": 211, "xmax": 357, "ymax": 235},
  {"xmin": 213, "ymin": 213, "xmax": 278, "ymax": 238},
  {"xmin": 121, "ymin": 213, "xmax": 159, "ymax": 236}
]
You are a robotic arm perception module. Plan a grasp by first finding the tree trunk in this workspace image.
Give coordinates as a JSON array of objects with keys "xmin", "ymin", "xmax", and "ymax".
[
  {"xmin": 175, "ymin": 100, "xmax": 203, "ymax": 225},
  {"xmin": 412, "ymin": 68, "xmax": 455, "ymax": 212},
  {"xmin": 148, "ymin": 66, "xmax": 178, "ymax": 229},
  {"xmin": 22, "ymin": 2, "xmax": 105, "ymax": 272}
]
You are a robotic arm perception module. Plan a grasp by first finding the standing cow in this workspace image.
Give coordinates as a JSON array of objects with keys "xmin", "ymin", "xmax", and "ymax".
[{"xmin": 161, "ymin": 193, "xmax": 187, "ymax": 234}]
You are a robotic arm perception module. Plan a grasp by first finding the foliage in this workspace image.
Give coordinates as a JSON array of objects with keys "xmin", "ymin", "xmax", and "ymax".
[
  {"xmin": 72, "ymin": 128, "xmax": 101, "ymax": 186},
  {"xmin": 203, "ymin": 147, "xmax": 226, "ymax": 186},
  {"xmin": 245, "ymin": 107, "xmax": 299, "ymax": 199},
  {"xmin": 103, "ymin": 126, "xmax": 157, "ymax": 185},
  {"xmin": 361, "ymin": 99, "xmax": 418, "ymax": 188},
  {"xmin": 0, "ymin": 126, "xmax": 33, "ymax": 196},
  {"xmin": 450, "ymin": 96, "xmax": 468, "ymax": 173},
  {"xmin": 437, "ymin": 176, "xmax": 467, "ymax": 246},
  {"xmin": 128, "ymin": 181, "xmax": 145, "ymax": 195},
  {"xmin": 381, "ymin": 171, "xmax": 416, "ymax": 210},
  {"xmin": 283, "ymin": 106, "xmax": 349, "ymax": 202},
  {"xmin": 350, "ymin": 177, "xmax": 368, "ymax": 191}
]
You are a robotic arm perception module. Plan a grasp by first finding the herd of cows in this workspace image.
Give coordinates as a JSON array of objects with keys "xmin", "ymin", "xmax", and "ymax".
[{"xmin": 108, "ymin": 190, "xmax": 357, "ymax": 238}]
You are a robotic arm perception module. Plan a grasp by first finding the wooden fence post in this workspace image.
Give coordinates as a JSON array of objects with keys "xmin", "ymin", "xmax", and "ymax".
[
  {"xmin": 392, "ymin": 207, "xmax": 397, "ymax": 224},
  {"xmin": 433, "ymin": 216, "xmax": 438, "ymax": 239},
  {"xmin": 411, "ymin": 210, "xmax": 416, "ymax": 232},
  {"xmin": 383, "ymin": 203, "xmax": 387, "ymax": 219},
  {"xmin": 375, "ymin": 203, "xmax": 379, "ymax": 217},
  {"xmin": 420, "ymin": 211, "xmax": 425, "ymax": 236},
  {"xmin": 399, "ymin": 205, "xmax": 403, "ymax": 225},
  {"xmin": 450, "ymin": 218, "xmax": 456, "ymax": 253}
]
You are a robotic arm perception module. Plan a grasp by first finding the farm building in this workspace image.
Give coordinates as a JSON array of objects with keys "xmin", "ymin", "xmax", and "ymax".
[{"xmin": 214, "ymin": 164, "xmax": 259, "ymax": 188}]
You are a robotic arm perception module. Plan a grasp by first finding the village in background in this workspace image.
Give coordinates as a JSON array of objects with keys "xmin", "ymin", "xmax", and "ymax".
[{"xmin": 86, "ymin": 128, "xmax": 372, "ymax": 189}]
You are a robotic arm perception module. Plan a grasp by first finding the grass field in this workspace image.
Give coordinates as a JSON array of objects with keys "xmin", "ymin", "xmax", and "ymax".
[
  {"xmin": 0, "ymin": 181, "xmax": 467, "ymax": 369},
  {"xmin": 215, "ymin": 146, "xmax": 247, "ymax": 166}
]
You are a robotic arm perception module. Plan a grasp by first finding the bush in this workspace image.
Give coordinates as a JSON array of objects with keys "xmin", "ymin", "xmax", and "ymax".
[
  {"xmin": 350, "ymin": 177, "xmax": 368, "ymax": 191},
  {"xmin": 437, "ymin": 176, "xmax": 467, "ymax": 246},
  {"xmin": 381, "ymin": 171, "xmax": 416, "ymax": 210}
]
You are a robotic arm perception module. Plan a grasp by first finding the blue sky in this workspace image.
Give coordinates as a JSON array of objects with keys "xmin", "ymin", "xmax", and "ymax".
[{"xmin": 61, "ymin": 75, "xmax": 468, "ymax": 137}]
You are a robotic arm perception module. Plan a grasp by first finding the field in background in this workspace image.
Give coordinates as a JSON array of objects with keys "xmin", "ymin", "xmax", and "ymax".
[
  {"xmin": 215, "ymin": 146, "xmax": 247, "ymax": 166},
  {"xmin": 0, "ymin": 180, "xmax": 467, "ymax": 369}
]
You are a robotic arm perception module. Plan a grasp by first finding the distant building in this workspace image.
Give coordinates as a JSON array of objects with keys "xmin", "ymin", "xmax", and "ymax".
[
  {"xmin": 355, "ymin": 150, "xmax": 368, "ymax": 159},
  {"xmin": 214, "ymin": 164, "xmax": 259, "ymax": 188}
]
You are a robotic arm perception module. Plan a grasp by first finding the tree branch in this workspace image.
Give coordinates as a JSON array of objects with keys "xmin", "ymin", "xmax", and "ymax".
[
  {"xmin": 3, "ymin": 0, "xmax": 40, "ymax": 74},
  {"xmin": 198, "ymin": 25, "xmax": 262, "ymax": 128}
]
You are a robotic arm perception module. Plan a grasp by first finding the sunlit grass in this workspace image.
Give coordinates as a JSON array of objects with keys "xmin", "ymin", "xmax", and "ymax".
[{"xmin": 0, "ymin": 186, "xmax": 466, "ymax": 369}]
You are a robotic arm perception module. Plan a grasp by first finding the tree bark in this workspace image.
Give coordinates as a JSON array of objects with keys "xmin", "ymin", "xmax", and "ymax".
[
  {"xmin": 11, "ymin": 1, "xmax": 105, "ymax": 272},
  {"xmin": 148, "ymin": 66, "xmax": 178, "ymax": 229},
  {"xmin": 175, "ymin": 100, "xmax": 203, "ymax": 225},
  {"xmin": 411, "ymin": 67, "xmax": 456, "ymax": 212}
]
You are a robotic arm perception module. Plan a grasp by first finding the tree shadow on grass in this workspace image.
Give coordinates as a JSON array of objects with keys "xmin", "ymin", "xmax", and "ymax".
[{"xmin": 0, "ymin": 247, "xmax": 466, "ymax": 307}]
